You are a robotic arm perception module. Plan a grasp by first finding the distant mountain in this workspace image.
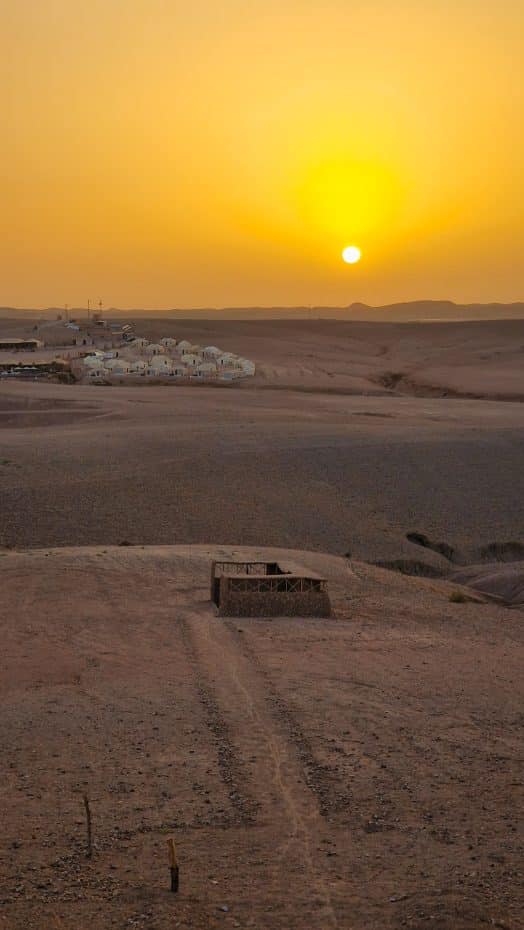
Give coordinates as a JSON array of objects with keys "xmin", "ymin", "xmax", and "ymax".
[
  {"xmin": 343, "ymin": 300, "xmax": 524, "ymax": 322},
  {"xmin": 1, "ymin": 301, "xmax": 524, "ymax": 322}
]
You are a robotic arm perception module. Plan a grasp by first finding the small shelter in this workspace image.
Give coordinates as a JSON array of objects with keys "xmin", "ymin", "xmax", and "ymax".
[
  {"xmin": 238, "ymin": 358, "xmax": 256, "ymax": 376},
  {"xmin": 211, "ymin": 561, "xmax": 331, "ymax": 618},
  {"xmin": 104, "ymin": 358, "xmax": 129, "ymax": 375},
  {"xmin": 217, "ymin": 353, "xmax": 236, "ymax": 368},
  {"xmin": 128, "ymin": 359, "xmax": 147, "ymax": 373},
  {"xmin": 195, "ymin": 362, "xmax": 217, "ymax": 378},
  {"xmin": 181, "ymin": 353, "xmax": 199, "ymax": 368},
  {"xmin": 145, "ymin": 343, "xmax": 165, "ymax": 356},
  {"xmin": 149, "ymin": 355, "xmax": 172, "ymax": 371},
  {"xmin": 203, "ymin": 345, "xmax": 222, "ymax": 359},
  {"xmin": 0, "ymin": 338, "xmax": 44, "ymax": 352},
  {"xmin": 177, "ymin": 340, "xmax": 192, "ymax": 354}
]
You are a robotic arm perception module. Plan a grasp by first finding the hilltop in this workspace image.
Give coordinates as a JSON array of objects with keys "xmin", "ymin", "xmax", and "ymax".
[{"xmin": 2, "ymin": 544, "xmax": 522, "ymax": 929}]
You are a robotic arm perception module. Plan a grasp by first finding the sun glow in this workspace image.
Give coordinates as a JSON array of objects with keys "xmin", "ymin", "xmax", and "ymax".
[
  {"xmin": 342, "ymin": 246, "xmax": 361, "ymax": 265},
  {"xmin": 0, "ymin": 1, "xmax": 522, "ymax": 306}
]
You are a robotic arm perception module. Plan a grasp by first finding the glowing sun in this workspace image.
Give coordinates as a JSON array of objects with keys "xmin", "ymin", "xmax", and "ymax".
[{"xmin": 342, "ymin": 245, "xmax": 361, "ymax": 264}]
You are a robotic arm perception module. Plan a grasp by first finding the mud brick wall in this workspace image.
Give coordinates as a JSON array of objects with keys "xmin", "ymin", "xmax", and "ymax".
[{"xmin": 218, "ymin": 588, "xmax": 331, "ymax": 618}]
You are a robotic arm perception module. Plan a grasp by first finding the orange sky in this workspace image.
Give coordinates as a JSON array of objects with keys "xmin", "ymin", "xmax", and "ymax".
[{"xmin": 1, "ymin": 0, "xmax": 523, "ymax": 309}]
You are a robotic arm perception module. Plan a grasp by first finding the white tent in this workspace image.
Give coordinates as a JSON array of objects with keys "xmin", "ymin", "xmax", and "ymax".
[
  {"xmin": 105, "ymin": 358, "xmax": 129, "ymax": 373},
  {"xmin": 86, "ymin": 366, "xmax": 108, "ymax": 380},
  {"xmin": 145, "ymin": 343, "xmax": 165, "ymax": 356},
  {"xmin": 195, "ymin": 362, "xmax": 217, "ymax": 377},
  {"xmin": 128, "ymin": 359, "xmax": 147, "ymax": 372},
  {"xmin": 238, "ymin": 359, "xmax": 256, "ymax": 375},
  {"xmin": 217, "ymin": 352, "xmax": 236, "ymax": 367},
  {"xmin": 181, "ymin": 353, "xmax": 199, "ymax": 367},
  {"xmin": 176, "ymin": 340, "xmax": 192, "ymax": 353},
  {"xmin": 203, "ymin": 345, "xmax": 221, "ymax": 358},
  {"xmin": 150, "ymin": 355, "xmax": 172, "ymax": 370}
]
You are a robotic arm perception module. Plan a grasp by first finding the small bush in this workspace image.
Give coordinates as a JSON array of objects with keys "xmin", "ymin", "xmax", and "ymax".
[{"xmin": 449, "ymin": 590, "xmax": 467, "ymax": 603}]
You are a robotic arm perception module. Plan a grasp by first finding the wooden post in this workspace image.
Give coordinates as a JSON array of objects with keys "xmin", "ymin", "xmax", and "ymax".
[
  {"xmin": 167, "ymin": 838, "xmax": 179, "ymax": 893},
  {"xmin": 82, "ymin": 794, "xmax": 93, "ymax": 858}
]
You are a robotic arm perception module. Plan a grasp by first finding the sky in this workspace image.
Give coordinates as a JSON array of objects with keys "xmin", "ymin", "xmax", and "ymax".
[{"xmin": 1, "ymin": 0, "xmax": 523, "ymax": 309}]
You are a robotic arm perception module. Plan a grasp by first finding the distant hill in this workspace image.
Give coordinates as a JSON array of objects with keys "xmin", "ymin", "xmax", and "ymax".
[
  {"xmin": 343, "ymin": 300, "xmax": 524, "ymax": 322},
  {"xmin": 1, "ymin": 300, "xmax": 524, "ymax": 322}
]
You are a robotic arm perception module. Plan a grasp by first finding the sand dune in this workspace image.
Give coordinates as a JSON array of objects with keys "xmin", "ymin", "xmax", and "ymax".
[{"xmin": 450, "ymin": 562, "xmax": 524, "ymax": 606}]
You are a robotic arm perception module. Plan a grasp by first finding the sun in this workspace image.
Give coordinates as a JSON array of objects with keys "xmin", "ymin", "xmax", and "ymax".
[{"xmin": 342, "ymin": 245, "xmax": 361, "ymax": 264}]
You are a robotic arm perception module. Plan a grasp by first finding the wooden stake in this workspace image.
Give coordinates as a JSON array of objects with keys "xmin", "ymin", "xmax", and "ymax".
[
  {"xmin": 82, "ymin": 794, "xmax": 93, "ymax": 858},
  {"xmin": 167, "ymin": 838, "xmax": 179, "ymax": 893}
]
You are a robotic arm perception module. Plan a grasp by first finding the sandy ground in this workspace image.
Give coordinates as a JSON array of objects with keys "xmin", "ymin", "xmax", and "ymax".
[
  {"xmin": 1, "ymin": 375, "xmax": 523, "ymax": 561},
  {"xmin": 1, "ymin": 544, "xmax": 522, "ymax": 930},
  {"xmin": 107, "ymin": 317, "xmax": 524, "ymax": 399},
  {"xmin": 2, "ymin": 317, "xmax": 524, "ymax": 398},
  {"xmin": 1, "ymin": 319, "xmax": 523, "ymax": 929}
]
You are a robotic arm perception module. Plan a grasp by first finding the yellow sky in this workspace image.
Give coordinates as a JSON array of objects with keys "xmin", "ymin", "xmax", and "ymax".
[{"xmin": 1, "ymin": 0, "xmax": 523, "ymax": 308}]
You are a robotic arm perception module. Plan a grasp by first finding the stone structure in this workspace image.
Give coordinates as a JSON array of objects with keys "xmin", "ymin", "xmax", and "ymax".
[{"xmin": 211, "ymin": 560, "xmax": 331, "ymax": 618}]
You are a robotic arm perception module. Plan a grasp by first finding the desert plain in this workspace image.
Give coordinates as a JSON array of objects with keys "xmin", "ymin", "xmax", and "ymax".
[{"xmin": 1, "ymin": 315, "xmax": 523, "ymax": 930}]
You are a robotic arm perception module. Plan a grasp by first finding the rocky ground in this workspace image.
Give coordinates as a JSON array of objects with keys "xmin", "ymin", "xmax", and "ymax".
[{"xmin": 1, "ymin": 545, "xmax": 522, "ymax": 930}]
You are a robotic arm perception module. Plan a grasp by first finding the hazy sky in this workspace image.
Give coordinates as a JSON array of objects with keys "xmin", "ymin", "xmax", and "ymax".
[{"xmin": 2, "ymin": 0, "xmax": 523, "ymax": 308}]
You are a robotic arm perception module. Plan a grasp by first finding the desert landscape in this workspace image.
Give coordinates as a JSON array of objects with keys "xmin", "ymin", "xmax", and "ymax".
[
  {"xmin": 2, "ymin": 544, "xmax": 522, "ymax": 930},
  {"xmin": 1, "ymin": 316, "xmax": 524, "ymax": 561},
  {"xmin": 1, "ymin": 314, "xmax": 523, "ymax": 929},
  {"xmin": 4, "ymin": 0, "xmax": 524, "ymax": 924}
]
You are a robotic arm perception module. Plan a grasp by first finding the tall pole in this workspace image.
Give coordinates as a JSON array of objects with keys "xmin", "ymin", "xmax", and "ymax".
[{"xmin": 87, "ymin": 299, "xmax": 91, "ymax": 320}]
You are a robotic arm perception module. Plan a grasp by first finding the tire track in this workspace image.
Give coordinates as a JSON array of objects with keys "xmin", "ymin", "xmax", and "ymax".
[
  {"xmin": 178, "ymin": 615, "xmax": 258, "ymax": 825},
  {"xmin": 225, "ymin": 622, "xmax": 352, "ymax": 817},
  {"xmin": 183, "ymin": 610, "xmax": 341, "ymax": 929}
]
